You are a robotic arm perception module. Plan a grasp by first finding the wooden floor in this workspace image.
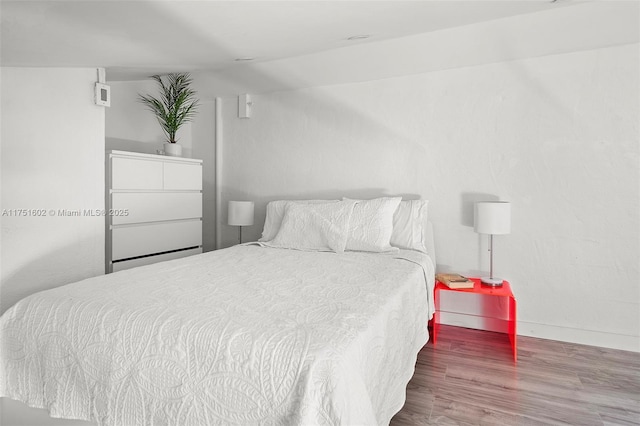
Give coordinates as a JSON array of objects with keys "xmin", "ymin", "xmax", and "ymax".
[{"xmin": 391, "ymin": 325, "xmax": 640, "ymax": 426}]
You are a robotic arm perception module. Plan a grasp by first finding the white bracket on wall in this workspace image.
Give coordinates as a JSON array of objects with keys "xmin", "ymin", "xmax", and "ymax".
[{"xmin": 238, "ymin": 94, "xmax": 252, "ymax": 118}]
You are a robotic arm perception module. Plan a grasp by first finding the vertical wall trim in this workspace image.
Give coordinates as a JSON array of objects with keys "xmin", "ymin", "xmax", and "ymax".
[{"xmin": 215, "ymin": 97, "xmax": 223, "ymax": 250}]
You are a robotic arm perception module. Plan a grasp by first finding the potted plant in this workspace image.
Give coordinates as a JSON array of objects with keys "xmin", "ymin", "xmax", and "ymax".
[{"xmin": 139, "ymin": 73, "xmax": 199, "ymax": 157}]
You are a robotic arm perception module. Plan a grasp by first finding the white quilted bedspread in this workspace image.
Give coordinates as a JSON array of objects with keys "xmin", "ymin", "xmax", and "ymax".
[{"xmin": 0, "ymin": 245, "xmax": 434, "ymax": 425}]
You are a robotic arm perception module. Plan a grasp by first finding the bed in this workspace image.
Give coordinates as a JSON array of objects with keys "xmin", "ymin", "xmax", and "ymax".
[{"xmin": 0, "ymin": 197, "xmax": 435, "ymax": 425}]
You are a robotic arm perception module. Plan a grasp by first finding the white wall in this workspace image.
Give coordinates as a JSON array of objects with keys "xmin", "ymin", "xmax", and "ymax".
[
  {"xmin": 105, "ymin": 80, "xmax": 216, "ymax": 251},
  {"xmin": 218, "ymin": 43, "xmax": 639, "ymax": 352},
  {"xmin": 0, "ymin": 67, "xmax": 105, "ymax": 314}
]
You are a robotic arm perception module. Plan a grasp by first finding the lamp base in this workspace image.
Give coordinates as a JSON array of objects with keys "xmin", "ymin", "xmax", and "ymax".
[{"xmin": 481, "ymin": 277, "xmax": 504, "ymax": 287}]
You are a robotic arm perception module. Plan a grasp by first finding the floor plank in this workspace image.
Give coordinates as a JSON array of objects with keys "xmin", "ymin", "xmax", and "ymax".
[{"xmin": 391, "ymin": 325, "xmax": 640, "ymax": 426}]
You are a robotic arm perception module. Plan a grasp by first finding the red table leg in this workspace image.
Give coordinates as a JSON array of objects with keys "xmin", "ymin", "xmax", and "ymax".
[
  {"xmin": 508, "ymin": 295, "xmax": 517, "ymax": 362},
  {"xmin": 432, "ymin": 287, "xmax": 440, "ymax": 344}
]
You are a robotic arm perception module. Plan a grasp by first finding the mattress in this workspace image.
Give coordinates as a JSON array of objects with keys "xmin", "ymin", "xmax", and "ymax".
[{"xmin": 0, "ymin": 245, "xmax": 434, "ymax": 425}]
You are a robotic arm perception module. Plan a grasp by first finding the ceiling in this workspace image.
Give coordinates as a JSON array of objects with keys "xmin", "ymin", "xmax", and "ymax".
[{"xmin": 1, "ymin": 0, "xmax": 576, "ymax": 81}]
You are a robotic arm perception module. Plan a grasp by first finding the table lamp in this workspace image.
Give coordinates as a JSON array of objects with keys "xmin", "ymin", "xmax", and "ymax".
[
  {"xmin": 474, "ymin": 201, "xmax": 511, "ymax": 286},
  {"xmin": 228, "ymin": 201, "xmax": 254, "ymax": 244}
]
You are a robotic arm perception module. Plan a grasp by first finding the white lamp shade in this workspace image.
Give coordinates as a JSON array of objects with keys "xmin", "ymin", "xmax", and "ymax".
[
  {"xmin": 474, "ymin": 201, "xmax": 511, "ymax": 235},
  {"xmin": 228, "ymin": 201, "xmax": 254, "ymax": 226}
]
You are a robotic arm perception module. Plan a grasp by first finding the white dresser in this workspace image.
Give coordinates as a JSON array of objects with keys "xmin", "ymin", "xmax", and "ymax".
[{"xmin": 106, "ymin": 150, "xmax": 203, "ymax": 273}]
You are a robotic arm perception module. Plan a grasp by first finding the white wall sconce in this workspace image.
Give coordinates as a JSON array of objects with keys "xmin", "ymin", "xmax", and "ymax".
[{"xmin": 238, "ymin": 94, "xmax": 252, "ymax": 118}]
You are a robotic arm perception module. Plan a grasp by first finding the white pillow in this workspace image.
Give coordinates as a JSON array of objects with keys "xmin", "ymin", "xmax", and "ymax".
[
  {"xmin": 344, "ymin": 197, "xmax": 402, "ymax": 252},
  {"xmin": 267, "ymin": 200, "xmax": 357, "ymax": 253},
  {"xmin": 390, "ymin": 199, "xmax": 428, "ymax": 253},
  {"xmin": 259, "ymin": 199, "xmax": 338, "ymax": 242}
]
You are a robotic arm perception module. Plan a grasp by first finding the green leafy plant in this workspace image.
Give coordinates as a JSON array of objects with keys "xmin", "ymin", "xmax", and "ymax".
[{"xmin": 138, "ymin": 73, "xmax": 199, "ymax": 144}]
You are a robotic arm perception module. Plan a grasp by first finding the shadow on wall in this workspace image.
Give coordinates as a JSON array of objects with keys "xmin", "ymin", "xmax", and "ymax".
[
  {"xmin": 106, "ymin": 137, "xmax": 159, "ymax": 155},
  {"xmin": 460, "ymin": 192, "xmax": 501, "ymax": 228},
  {"xmin": 0, "ymin": 236, "xmax": 103, "ymax": 316},
  {"xmin": 105, "ymin": 138, "xmax": 194, "ymax": 159}
]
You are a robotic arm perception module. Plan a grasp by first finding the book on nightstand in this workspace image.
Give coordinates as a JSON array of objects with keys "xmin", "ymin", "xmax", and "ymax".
[{"xmin": 436, "ymin": 273, "xmax": 475, "ymax": 289}]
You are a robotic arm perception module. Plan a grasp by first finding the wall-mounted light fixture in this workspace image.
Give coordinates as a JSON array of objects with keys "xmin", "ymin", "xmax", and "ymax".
[{"xmin": 238, "ymin": 94, "xmax": 252, "ymax": 118}]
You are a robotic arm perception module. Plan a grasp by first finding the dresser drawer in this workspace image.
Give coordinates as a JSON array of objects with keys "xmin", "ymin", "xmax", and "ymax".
[
  {"xmin": 111, "ymin": 192, "xmax": 202, "ymax": 225},
  {"xmin": 112, "ymin": 220, "xmax": 202, "ymax": 261},
  {"xmin": 111, "ymin": 157, "xmax": 163, "ymax": 190},
  {"xmin": 164, "ymin": 161, "xmax": 202, "ymax": 190}
]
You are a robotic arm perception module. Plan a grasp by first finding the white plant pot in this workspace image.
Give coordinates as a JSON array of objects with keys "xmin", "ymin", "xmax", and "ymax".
[{"xmin": 163, "ymin": 142, "xmax": 182, "ymax": 157}]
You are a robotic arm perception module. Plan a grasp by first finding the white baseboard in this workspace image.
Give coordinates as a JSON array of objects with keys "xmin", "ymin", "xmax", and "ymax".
[
  {"xmin": 439, "ymin": 313, "xmax": 639, "ymax": 353},
  {"xmin": 517, "ymin": 321, "xmax": 639, "ymax": 353}
]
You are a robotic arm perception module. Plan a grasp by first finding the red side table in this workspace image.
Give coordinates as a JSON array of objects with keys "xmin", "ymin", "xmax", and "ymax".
[{"xmin": 431, "ymin": 278, "xmax": 517, "ymax": 362}]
